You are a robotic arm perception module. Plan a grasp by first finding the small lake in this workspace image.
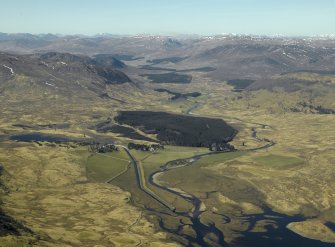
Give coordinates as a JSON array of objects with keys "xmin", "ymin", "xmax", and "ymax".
[{"xmin": 10, "ymin": 133, "xmax": 72, "ymax": 143}]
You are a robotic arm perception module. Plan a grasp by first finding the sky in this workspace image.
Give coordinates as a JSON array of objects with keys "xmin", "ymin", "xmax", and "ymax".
[{"xmin": 0, "ymin": 0, "xmax": 334, "ymax": 36}]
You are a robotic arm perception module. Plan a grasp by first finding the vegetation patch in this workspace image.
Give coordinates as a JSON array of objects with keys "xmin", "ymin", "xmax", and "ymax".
[
  {"xmin": 140, "ymin": 146, "xmax": 209, "ymax": 165},
  {"xmin": 141, "ymin": 65, "xmax": 215, "ymax": 73},
  {"xmin": 91, "ymin": 121, "xmax": 157, "ymax": 142},
  {"xmin": 159, "ymin": 152, "xmax": 262, "ymax": 204},
  {"xmin": 154, "ymin": 88, "xmax": 201, "ymax": 100},
  {"xmin": 194, "ymin": 151, "xmax": 244, "ymax": 167},
  {"xmin": 247, "ymin": 78, "xmax": 319, "ymax": 92},
  {"xmin": 254, "ymin": 154, "xmax": 304, "ymax": 169},
  {"xmin": 227, "ymin": 79, "xmax": 255, "ymax": 90},
  {"xmin": 115, "ymin": 111, "xmax": 237, "ymax": 147},
  {"xmin": 86, "ymin": 150, "xmax": 129, "ymax": 182},
  {"xmin": 290, "ymin": 102, "xmax": 335, "ymax": 114},
  {"xmin": 107, "ymin": 125, "xmax": 157, "ymax": 142},
  {"xmin": 141, "ymin": 73, "xmax": 192, "ymax": 84}
]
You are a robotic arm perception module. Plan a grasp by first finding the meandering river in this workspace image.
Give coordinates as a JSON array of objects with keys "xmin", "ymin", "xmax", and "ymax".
[
  {"xmin": 117, "ymin": 103, "xmax": 333, "ymax": 246},
  {"xmin": 8, "ymin": 104, "xmax": 334, "ymax": 246}
]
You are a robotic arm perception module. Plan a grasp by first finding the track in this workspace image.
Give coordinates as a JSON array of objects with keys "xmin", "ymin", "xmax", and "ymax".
[{"xmin": 117, "ymin": 145, "xmax": 176, "ymax": 211}]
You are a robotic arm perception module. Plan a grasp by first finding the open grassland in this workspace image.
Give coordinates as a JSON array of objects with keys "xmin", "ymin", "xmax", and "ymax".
[
  {"xmin": 157, "ymin": 150, "xmax": 271, "ymax": 242},
  {"xmin": 86, "ymin": 149, "xmax": 130, "ymax": 182},
  {"xmin": 0, "ymin": 142, "xmax": 180, "ymax": 247},
  {"xmin": 126, "ymin": 80, "xmax": 334, "ymax": 243},
  {"xmin": 123, "ymin": 146, "xmax": 210, "ymax": 213},
  {"xmin": 195, "ymin": 151, "xmax": 245, "ymax": 167},
  {"xmin": 188, "ymin": 88, "xmax": 335, "ymax": 243},
  {"xmin": 253, "ymin": 154, "xmax": 304, "ymax": 169},
  {"xmin": 1, "ymin": 76, "xmax": 335, "ymax": 244},
  {"xmin": 159, "ymin": 152, "xmax": 247, "ymax": 197},
  {"xmin": 139, "ymin": 145, "xmax": 209, "ymax": 163},
  {"xmin": 280, "ymin": 72, "xmax": 335, "ymax": 84}
]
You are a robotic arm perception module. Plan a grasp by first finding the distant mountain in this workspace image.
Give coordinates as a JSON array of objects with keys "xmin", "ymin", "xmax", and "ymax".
[
  {"xmin": 0, "ymin": 32, "xmax": 334, "ymax": 88},
  {"xmin": 0, "ymin": 52, "xmax": 132, "ymax": 100},
  {"xmin": 0, "ymin": 33, "xmax": 59, "ymax": 50},
  {"xmin": 189, "ymin": 42, "xmax": 335, "ymax": 79},
  {"xmin": 163, "ymin": 38, "xmax": 183, "ymax": 49},
  {"xmin": 0, "ymin": 33, "xmax": 189, "ymax": 55}
]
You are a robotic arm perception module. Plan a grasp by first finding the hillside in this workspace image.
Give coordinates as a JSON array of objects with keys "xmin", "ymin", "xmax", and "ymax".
[{"xmin": 0, "ymin": 52, "xmax": 132, "ymax": 100}]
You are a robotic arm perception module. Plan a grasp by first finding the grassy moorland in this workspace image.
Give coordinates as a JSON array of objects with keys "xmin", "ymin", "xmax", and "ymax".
[
  {"xmin": 0, "ymin": 141, "xmax": 182, "ymax": 247},
  {"xmin": 253, "ymin": 154, "xmax": 304, "ymax": 169},
  {"xmin": 86, "ymin": 150, "xmax": 130, "ymax": 182},
  {"xmin": 0, "ymin": 67, "xmax": 334, "ymax": 245}
]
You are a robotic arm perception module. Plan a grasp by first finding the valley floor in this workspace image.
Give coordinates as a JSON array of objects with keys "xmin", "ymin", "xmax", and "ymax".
[{"xmin": 0, "ymin": 80, "xmax": 334, "ymax": 246}]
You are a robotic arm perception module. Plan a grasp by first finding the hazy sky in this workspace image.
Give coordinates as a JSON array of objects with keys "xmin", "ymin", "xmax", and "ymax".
[{"xmin": 1, "ymin": 0, "xmax": 334, "ymax": 36}]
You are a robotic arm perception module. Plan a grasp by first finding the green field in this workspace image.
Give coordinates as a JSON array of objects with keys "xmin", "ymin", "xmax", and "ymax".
[
  {"xmin": 137, "ymin": 149, "xmax": 247, "ymax": 211},
  {"xmin": 129, "ymin": 146, "xmax": 211, "ymax": 211},
  {"xmin": 142, "ymin": 145, "xmax": 209, "ymax": 164},
  {"xmin": 153, "ymin": 149, "xmax": 267, "ymax": 223},
  {"xmin": 194, "ymin": 151, "xmax": 244, "ymax": 167},
  {"xmin": 86, "ymin": 149, "xmax": 130, "ymax": 182},
  {"xmin": 254, "ymin": 154, "xmax": 304, "ymax": 169},
  {"xmin": 159, "ymin": 151, "xmax": 245, "ymax": 193}
]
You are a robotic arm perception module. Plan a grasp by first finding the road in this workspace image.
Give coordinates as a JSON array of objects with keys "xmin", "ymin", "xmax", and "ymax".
[
  {"xmin": 105, "ymin": 105, "xmax": 276, "ymax": 246},
  {"xmin": 115, "ymin": 145, "xmax": 176, "ymax": 211}
]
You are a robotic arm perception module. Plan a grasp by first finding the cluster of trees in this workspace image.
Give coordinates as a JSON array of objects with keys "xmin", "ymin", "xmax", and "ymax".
[
  {"xmin": 89, "ymin": 143, "xmax": 118, "ymax": 153},
  {"xmin": 141, "ymin": 72, "xmax": 192, "ymax": 84},
  {"xmin": 154, "ymin": 88, "xmax": 201, "ymax": 100},
  {"xmin": 209, "ymin": 142, "xmax": 236, "ymax": 152},
  {"xmin": 115, "ymin": 111, "xmax": 237, "ymax": 148},
  {"xmin": 290, "ymin": 102, "xmax": 335, "ymax": 114},
  {"xmin": 128, "ymin": 142, "xmax": 164, "ymax": 152}
]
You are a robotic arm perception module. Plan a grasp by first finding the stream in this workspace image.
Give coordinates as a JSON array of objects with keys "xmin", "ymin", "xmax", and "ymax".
[
  {"xmin": 139, "ymin": 102, "xmax": 334, "ymax": 246},
  {"xmin": 7, "ymin": 104, "xmax": 335, "ymax": 246},
  {"xmin": 146, "ymin": 150, "xmax": 334, "ymax": 247}
]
